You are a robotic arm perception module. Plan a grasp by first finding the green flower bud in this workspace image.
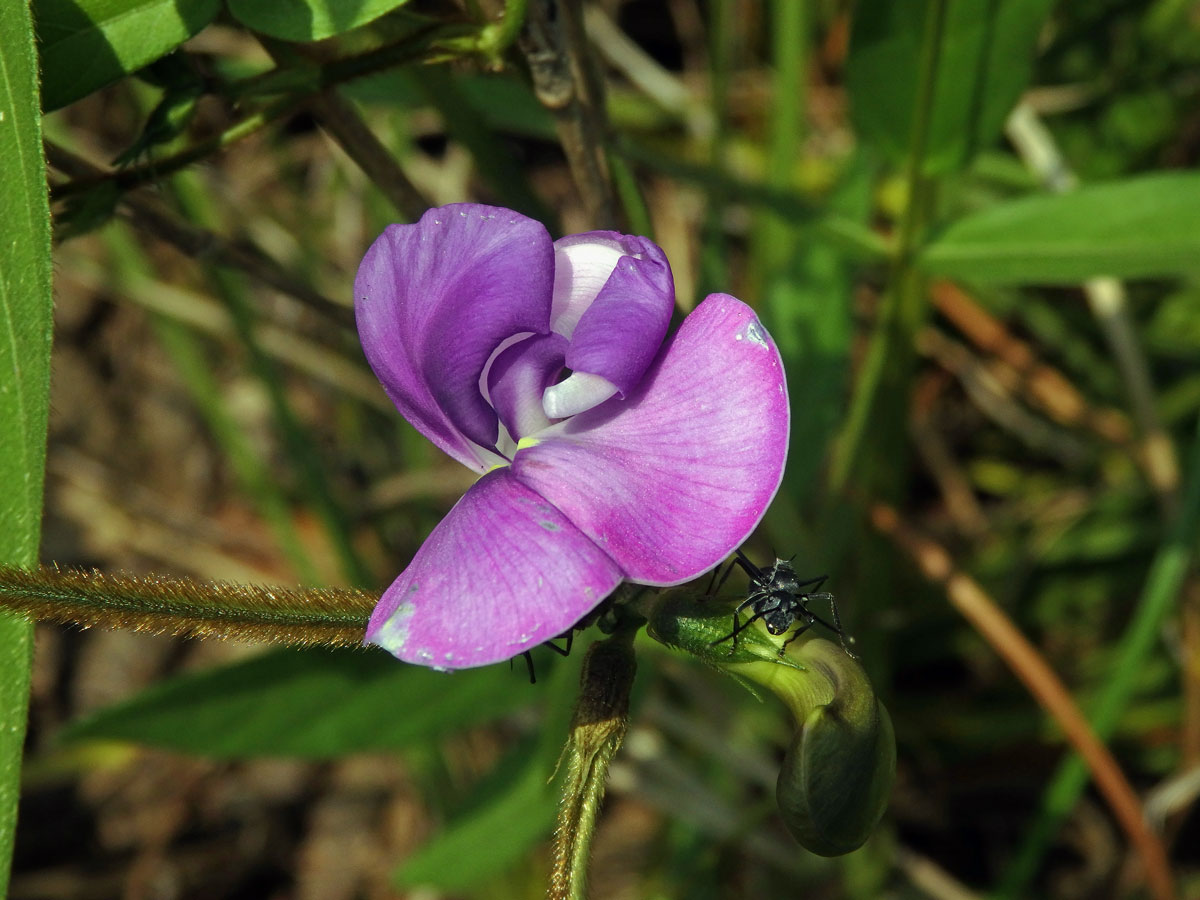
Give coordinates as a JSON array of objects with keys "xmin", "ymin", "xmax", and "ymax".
[
  {"xmin": 734, "ymin": 639, "xmax": 894, "ymax": 857},
  {"xmin": 647, "ymin": 592, "xmax": 894, "ymax": 856}
]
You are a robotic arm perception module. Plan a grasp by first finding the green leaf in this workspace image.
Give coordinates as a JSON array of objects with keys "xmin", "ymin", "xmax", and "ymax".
[
  {"xmin": 63, "ymin": 648, "xmax": 543, "ymax": 758},
  {"xmin": 395, "ymin": 649, "xmax": 581, "ymax": 891},
  {"xmin": 227, "ymin": 0, "xmax": 413, "ymax": 42},
  {"xmin": 767, "ymin": 153, "xmax": 872, "ymax": 505},
  {"xmin": 847, "ymin": 0, "xmax": 1055, "ymax": 174},
  {"xmin": 33, "ymin": 0, "xmax": 220, "ymax": 111},
  {"xmin": 396, "ymin": 747, "xmax": 559, "ymax": 891},
  {"xmin": 0, "ymin": 1, "xmax": 54, "ymax": 893},
  {"xmin": 920, "ymin": 173, "xmax": 1200, "ymax": 284}
]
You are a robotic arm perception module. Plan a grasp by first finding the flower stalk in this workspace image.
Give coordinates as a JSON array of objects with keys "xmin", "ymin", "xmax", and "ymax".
[
  {"xmin": 0, "ymin": 566, "xmax": 377, "ymax": 647},
  {"xmin": 549, "ymin": 625, "xmax": 639, "ymax": 900},
  {"xmin": 830, "ymin": 0, "xmax": 949, "ymax": 496}
]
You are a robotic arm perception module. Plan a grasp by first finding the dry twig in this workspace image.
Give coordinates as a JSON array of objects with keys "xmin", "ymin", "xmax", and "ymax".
[{"xmin": 871, "ymin": 502, "xmax": 1176, "ymax": 900}]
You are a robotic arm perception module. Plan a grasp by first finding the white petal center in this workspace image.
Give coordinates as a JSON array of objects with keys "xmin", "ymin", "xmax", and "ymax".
[{"xmin": 542, "ymin": 372, "xmax": 619, "ymax": 419}]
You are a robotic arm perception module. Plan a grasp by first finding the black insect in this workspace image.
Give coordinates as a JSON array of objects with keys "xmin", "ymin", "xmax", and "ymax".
[
  {"xmin": 710, "ymin": 549, "xmax": 855, "ymax": 657},
  {"xmin": 512, "ymin": 591, "xmax": 622, "ymax": 683},
  {"xmin": 514, "ymin": 632, "xmax": 574, "ymax": 684}
]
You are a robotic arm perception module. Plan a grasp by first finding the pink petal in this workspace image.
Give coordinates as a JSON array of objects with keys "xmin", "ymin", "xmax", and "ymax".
[
  {"xmin": 511, "ymin": 294, "xmax": 789, "ymax": 584},
  {"xmin": 355, "ymin": 204, "xmax": 554, "ymax": 472},
  {"xmin": 367, "ymin": 468, "xmax": 624, "ymax": 669},
  {"xmin": 487, "ymin": 332, "xmax": 569, "ymax": 442}
]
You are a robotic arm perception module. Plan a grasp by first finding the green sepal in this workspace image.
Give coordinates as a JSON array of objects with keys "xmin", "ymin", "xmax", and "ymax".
[{"xmin": 645, "ymin": 589, "xmax": 806, "ymax": 672}]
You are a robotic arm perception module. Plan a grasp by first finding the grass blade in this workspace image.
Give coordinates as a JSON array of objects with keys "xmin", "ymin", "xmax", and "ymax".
[{"xmin": 0, "ymin": 2, "xmax": 54, "ymax": 893}]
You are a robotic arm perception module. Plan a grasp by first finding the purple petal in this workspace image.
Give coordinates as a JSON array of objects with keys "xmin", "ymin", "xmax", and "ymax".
[
  {"xmin": 564, "ymin": 238, "xmax": 674, "ymax": 397},
  {"xmin": 487, "ymin": 332, "xmax": 569, "ymax": 441},
  {"xmin": 511, "ymin": 294, "xmax": 789, "ymax": 585},
  {"xmin": 356, "ymin": 204, "xmax": 554, "ymax": 472},
  {"xmin": 367, "ymin": 468, "xmax": 624, "ymax": 669},
  {"xmin": 550, "ymin": 232, "xmax": 628, "ymax": 336}
]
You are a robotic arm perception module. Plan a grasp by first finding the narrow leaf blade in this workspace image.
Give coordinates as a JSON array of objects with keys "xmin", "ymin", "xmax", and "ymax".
[
  {"xmin": 63, "ymin": 648, "xmax": 542, "ymax": 758},
  {"xmin": 921, "ymin": 173, "xmax": 1200, "ymax": 284},
  {"xmin": 847, "ymin": 0, "xmax": 1055, "ymax": 174},
  {"xmin": 226, "ymin": 0, "xmax": 413, "ymax": 42},
  {"xmin": 0, "ymin": 1, "xmax": 54, "ymax": 893},
  {"xmin": 394, "ymin": 651, "xmax": 581, "ymax": 890},
  {"xmin": 396, "ymin": 758, "xmax": 558, "ymax": 891}
]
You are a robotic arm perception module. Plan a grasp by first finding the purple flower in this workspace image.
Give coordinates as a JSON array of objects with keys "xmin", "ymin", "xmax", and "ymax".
[{"xmin": 355, "ymin": 204, "xmax": 789, "ymax": 669}]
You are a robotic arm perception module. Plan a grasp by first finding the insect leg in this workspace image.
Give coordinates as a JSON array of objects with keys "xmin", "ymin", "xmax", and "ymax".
[
  {"xmin": 794, "ymin": 575, "xmax": 828, "ymax": 593},
  {"xmin": 516, "ymin": 651, "xmax": 536, "ymax": 684},
  {"xmin": 711, "ymin": 608, "xmax": 766, "ymax": 652},
  {"xmin": 544, "ymin": 631, "xmax": 573, "ymax": 657},
  {"xmin": 732, "ymin": 548, "xmax": 765, "ymax": 581},
  {"xmin": 779, "ymin": 622, "xmax": 813, "ymax": 655},
  {"xmin": 707, "ymin": 554, "xmax": 740, "ymax": 596},
  {"xmin": 825, "ymin": 592, "xmax": 857, "ymax": 658},
  {"xmin": 802, "ymin": 593, "xmax": 858, "ymax": 658}
]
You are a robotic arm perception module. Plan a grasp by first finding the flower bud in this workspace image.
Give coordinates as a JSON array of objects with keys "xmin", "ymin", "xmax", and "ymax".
[
  {"xmin": 647, "ymin": 593, "xmax": 894, "ymax": 856},
  {"xmin": 750, "ymin": 640, "xmax": 894, "ymax": 857}
]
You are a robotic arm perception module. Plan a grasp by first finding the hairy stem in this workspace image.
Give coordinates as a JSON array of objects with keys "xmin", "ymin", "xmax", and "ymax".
[
  {"xmin": 519, "ymin": 0, "xmax": 617, "ymax": 229},
  {"xmin": 0, "ymin": 566, "xmax": 377, "ymax": 648},
  {"xmin": 549, "ymin": 627, "xmax": 638, "ymax": 900}
]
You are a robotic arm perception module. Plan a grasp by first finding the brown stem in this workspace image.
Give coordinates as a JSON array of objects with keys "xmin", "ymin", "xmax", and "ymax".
[
  {"xmin": 519, "ymin": 0, "xmax": 617, "ymax": 229},
  {"xmin": 308, "ymin": 91, "xmax": 430, "ymax": 221},
  {"xmin": 259, "ymin": 39, "xmax": 430, "ymax": 222},
  {"xmin": 930, "ymin": 281, "xmax": 1133, "ymax": 446},
  {"xmin": 870, "ymin": 503, "xmax": 1176, "ymax": 900},
  {"xmin": 51, "ymin": 28, "xmax": 450, "ymax": 202}
]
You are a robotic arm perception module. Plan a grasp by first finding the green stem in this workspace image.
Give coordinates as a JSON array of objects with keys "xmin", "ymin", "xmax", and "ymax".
[
  {"xmin": 829, "ymin": 0, "xmax": 949, "ymax": 496},
  {"xmin": 699, "ymin": 0, "xmax": 734, "ymax": 294},
  {"xmin": 752, "ymin": 0, "xmax": 806, "ymax": 281},
  {"xmin": 549, "ymin": 626, "xmax": 639, "ymax": 900},
  {"xmin": 996, "ymin": 414, "xmax": 1200, "ymax": 898},
  {"xmin": 479, "ymin": 0, "xmax": 529, "ymax": 56},
  {"xmin": 607, "ymin": 149, "xmax": 654, "ymax": 239},
  {"xmin": 52, "ymin": 98, "xmax": 293, "ymax": 200}
]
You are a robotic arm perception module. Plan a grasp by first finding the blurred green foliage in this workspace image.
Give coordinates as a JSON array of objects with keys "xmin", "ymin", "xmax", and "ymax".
[{"xmin": 10, "ymin": 0, "xmax": 1200, "ymax": 898}]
